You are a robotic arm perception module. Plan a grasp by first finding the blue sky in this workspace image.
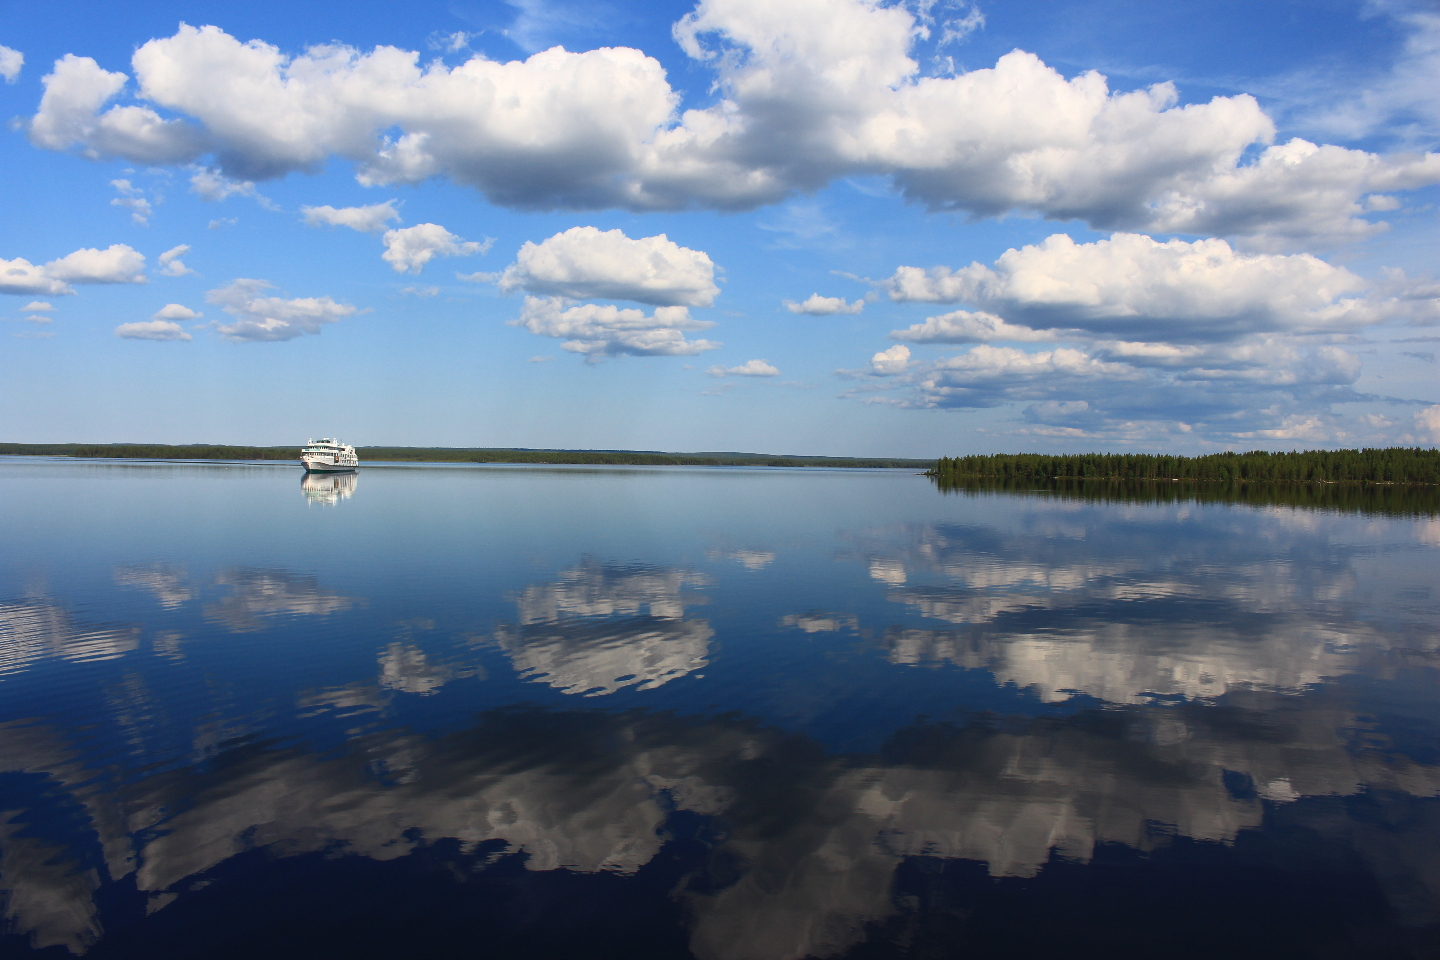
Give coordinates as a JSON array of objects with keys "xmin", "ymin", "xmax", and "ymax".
[{"xmin": 1, "ymin": 0, "xmax": 1437, "ymax": 456}]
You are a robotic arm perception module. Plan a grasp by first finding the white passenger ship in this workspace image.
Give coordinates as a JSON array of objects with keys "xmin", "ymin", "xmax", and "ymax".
[{"xmin": 301, "ymin": 438, "xmax": 359, "ymax": 473}]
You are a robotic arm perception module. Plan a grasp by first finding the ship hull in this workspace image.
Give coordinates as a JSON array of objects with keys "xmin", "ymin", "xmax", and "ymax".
[{"xmin": 301, "ymin": 456, "xmax": 357, "ymax": 473}]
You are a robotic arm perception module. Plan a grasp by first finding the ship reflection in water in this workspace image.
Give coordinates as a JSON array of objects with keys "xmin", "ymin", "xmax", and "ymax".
[
  {"xmin": 0, "ymin": 460, "xmax": 1437, "ymax": 958},
  {"xmin": 301, "ymin": 469, "xmax": 358, "ymax": 506}
]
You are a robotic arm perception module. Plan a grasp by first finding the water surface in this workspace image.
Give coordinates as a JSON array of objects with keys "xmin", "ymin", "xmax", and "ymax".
[{"xmin": 2, "ymin": 459, "xmax": 1438, "ymax": 958}]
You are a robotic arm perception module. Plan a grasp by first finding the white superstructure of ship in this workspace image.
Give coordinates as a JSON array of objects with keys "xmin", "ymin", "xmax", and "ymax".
[{"xmin": 301, "ymin": 438, "xmax": 359, "ymax": 473}]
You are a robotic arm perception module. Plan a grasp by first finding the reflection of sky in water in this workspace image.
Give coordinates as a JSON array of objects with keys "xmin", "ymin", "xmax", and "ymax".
[
  {"xmin": 495, "ymin": 559, "xmax": 713, "ymax": 695},
  {"xmin": 0, "ymin": 460, "xmax": 1437, "ymax": 957}
]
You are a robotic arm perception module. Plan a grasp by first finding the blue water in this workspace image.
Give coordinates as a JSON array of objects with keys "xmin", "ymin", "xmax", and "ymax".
[{"xmin": 1, "ymin": 459, "xmax": 1437, "ymax": 958}]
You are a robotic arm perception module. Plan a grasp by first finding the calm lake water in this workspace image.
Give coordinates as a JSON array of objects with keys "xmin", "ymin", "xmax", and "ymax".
[{"xmin": 2, "ymin": 459, "xmax": 1438, "ymax": 959}]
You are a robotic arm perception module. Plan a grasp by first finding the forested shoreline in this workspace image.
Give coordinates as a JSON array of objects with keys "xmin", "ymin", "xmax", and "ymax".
[
  {"xmin": 0, "ymin": 443, "xmax": 929, "ymax": 470},
  {"xmin": 929, "ymin": 449, "xmax": 1440, "ymax": 485}
]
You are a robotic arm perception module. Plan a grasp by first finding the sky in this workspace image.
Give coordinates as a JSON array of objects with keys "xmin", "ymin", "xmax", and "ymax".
[{"xmin": 0, "ymin": 0, "xmax": 1437, "ymax": 457}]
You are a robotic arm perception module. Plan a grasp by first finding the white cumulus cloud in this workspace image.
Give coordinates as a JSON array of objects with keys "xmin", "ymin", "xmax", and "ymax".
[
  {"xmin": 205, "ymin": 278, "xmax": 356, "ymax": 341},
  {"xmin": 891, "ymin": 309, "xmax": 1056, "ymax": 344},
  {"xmin": 302, "ymin": 200, "xmax": 400, "ymax": 232},
  {"xmin": 3, "ymin": 245, "xmax": 146, "ymax": 294},
  {"xmin": 152, "ymin": 303, "xmax": 201, "ymax": 321},
  {"xmin": 1416, "ymin": 405, "xmax": 1440, "ymax": 442},
  {"xmin": 512, "ymin": 295, "xmax": 720, "ymax": 357},
  {"xmin": 0, "ymin": 259, "xmax": 71, "ymax": 296},
  {"xmin": 109, "ymin": 178, "xmax": 151, "ymax": 224},
  {"xmin": 381, "ymin": 223, "xmax": 490, "ymax": 274},
  {"xmin": 784, "ymin": 293, "xmax": 863, "ymax": 315},
  {"xmin": 846, "ymin": 330, "xmax": 1385, "ymax": 445},
  {"xmin": 190, "ymin": 167, "xmax": 259, "ymax": 201},
  {"xmin": 59, "ymin": 25, "xmax": 677, "ymax": 194},
  {"xmin": 157, "ymin": 244, "xmax": 194, "ymax": 276},
  {"xmin": 709, "ymin": 359, "xmax": 779, "ymax": 377},
  {"xmin": 867, "ymin": 345, "xmax": 1146, "ymax": 409},
  {"xmin": 25, "ymin": 8, "xmax": 1440, "ymax": 246},
  {"xmin": 44, "ymin": 244, "xmax": 147, "ymax": 285},
  {"xmin": 869, "ymin": 344, "xmax": 911, "ymax": 375},
  {"xmin": 498, "ymin": 227, "xmax": 718, "ymax": 307},
  {"xmin": 0, "ymin": 45, "xmax": 22, "ymax": 83},
  {"xmin": 29, "ymin": 54, "xmax": 204, "ymax": 164},
  {"xmin": 881, "ymin": 233, "xmax": 1438, "ymax": 343},
  {"xmin": 114, "ymin": 300, "xmax": 202, "ymax": 340},
  {"xmin": 115, "ymin": 319, "xmax": 191, "ymax": 341},
  {"xmin": 22, "ymin": 301, "xmax": 54, "ymax": 312}
]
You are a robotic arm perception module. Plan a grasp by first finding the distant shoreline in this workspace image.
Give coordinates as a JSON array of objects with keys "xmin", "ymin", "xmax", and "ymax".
[
  {"xmin": 8, "ymin": 445, "xmax": 1438, "ymax": 482},
  {"xmin": 929, "ymin": 449, "xmax": 1440, "ymax": 486},
  {"xmin": 0, "ymin": 443, "xmax": 933, "ymax": 470}
]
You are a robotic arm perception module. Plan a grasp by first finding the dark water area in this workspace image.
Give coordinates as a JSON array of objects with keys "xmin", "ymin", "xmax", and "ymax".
[{"xmin": 1, "ymin": 458, "xmax": 1438, "ymax": 959}]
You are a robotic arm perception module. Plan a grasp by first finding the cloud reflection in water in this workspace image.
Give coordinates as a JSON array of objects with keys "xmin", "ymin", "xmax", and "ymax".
[
  {"xmin": 1, "ymin": 692, "xmax": 1437, "ymax": 957},
  {"xmin": 495, "ymin": 559, "xmax": 713, "ymax": 696},
  {"xmin": 850, "ymin": 514, "xmax": 1437, "ymax": 703},
  {"xmin": 203, "ymin": 568, "xmax": 356, "ymax": 633},
  {"xmin": 113, "ymin": 563, "xmax": 193, "ymax": 609},
  {"xmin": 0, "ymin": 599, "xmax": 140, "ymax": 676}
]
